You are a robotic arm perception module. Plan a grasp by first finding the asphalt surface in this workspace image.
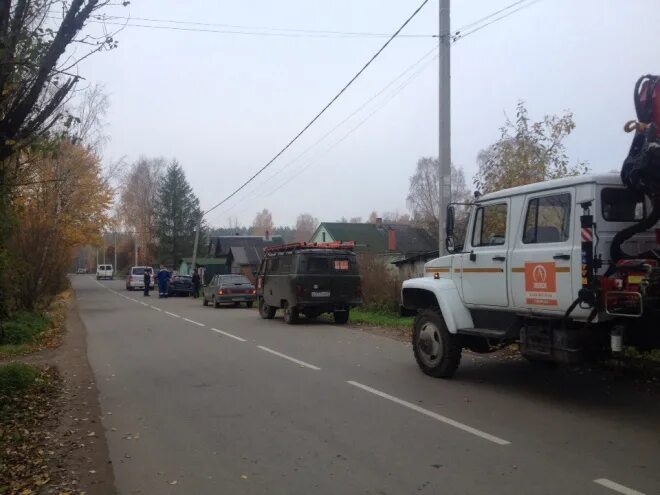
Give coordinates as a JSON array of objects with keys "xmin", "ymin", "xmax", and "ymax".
[{"xmin": 73, "ymin": 275, "xmax": 660, "ymax": 495}]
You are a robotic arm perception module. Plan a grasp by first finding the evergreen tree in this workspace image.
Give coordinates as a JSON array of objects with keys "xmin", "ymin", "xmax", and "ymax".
[{"xmin": 154, "ymin": 161, "xmax": 202, "ymax": 267}]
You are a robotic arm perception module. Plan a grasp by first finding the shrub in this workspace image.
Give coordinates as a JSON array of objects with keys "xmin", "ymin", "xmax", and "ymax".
[
  {"xmin": 0, "ymin": 363, "xmax": 39, "ymax": 393},
  {"xmin": 1, "ymin": 311, "xmax": 50, "ymax": 345},
  {"xmin": 357, "ymin": 253, "xmax": 401, "ymax": 313}
]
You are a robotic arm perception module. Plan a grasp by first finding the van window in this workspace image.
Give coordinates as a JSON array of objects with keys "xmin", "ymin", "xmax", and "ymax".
[
  {"xmin": 132, "ymin": 267, "xmax": 145, "ymax": 276},
  {"xmin": 523, "ymin": 193, "xmax": 571, "ymax": 244},
  {"xmin": 472, "ymin": 203, "xmax": 507, "ymax": 247},
  {"xmin": 280, "ymin": 255, "xmax": 292, "ymax": 273},
  {"xmin": 307, "ymin": 257, "xmax": 329, "ymax": 274},
  {"xmin": 601, "ymin": 188, "xmax": 645, "ymax": 222}
]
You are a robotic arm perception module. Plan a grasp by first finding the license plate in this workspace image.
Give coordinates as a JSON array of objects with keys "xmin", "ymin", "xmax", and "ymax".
[
  {"xmin": 311, "ymin": 291, "xmax": 331, "ymax": 297},
  {"xmin": 232, "ymin": 297, "xmax": 245, "ymax": 301}
]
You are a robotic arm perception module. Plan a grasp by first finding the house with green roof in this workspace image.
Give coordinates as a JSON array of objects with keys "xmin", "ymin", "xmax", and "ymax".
[{"xmin": 309, "ymin": 219, "xmax": 436, "ymax": 266}]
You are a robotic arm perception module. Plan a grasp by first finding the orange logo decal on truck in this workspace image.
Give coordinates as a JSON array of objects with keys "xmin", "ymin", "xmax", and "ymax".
[{"xmin": 524, "ymin": 262, "xmax": 557, "ymax": 305}]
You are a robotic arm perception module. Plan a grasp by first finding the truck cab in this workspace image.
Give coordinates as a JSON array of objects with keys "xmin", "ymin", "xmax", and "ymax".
[{"xmin": 401, "ymin": 174, "xmax": 660, "ymax": 378}]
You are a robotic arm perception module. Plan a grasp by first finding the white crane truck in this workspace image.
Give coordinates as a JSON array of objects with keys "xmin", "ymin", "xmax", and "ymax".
[{"xmin": 401, "ymin": 75, "xmax": 660, "ymax": 378}]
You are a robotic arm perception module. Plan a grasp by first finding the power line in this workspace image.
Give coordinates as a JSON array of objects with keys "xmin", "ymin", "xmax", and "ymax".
[
  {"xmin": 91, "ymin": 13, "xmax": 435, "ymax": 39},
  {"xmin": 209, "ymin": 45, "xmax": 440, "ymax": 219},
  {"xmin": 206, "ymin": 0, "xmax": 543, "ymax": 219},
  {"xmin": 202, "ymin": 0, "xmax": 432, "ymax": 217},
  {"xmin": 454, "ymin": 0, "xmax": 542, "ymax": 41}
]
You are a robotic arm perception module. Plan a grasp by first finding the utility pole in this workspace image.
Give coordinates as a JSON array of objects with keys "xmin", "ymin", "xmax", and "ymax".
[
  {"xmin": 190, "ymin": 215, "xmax": 202, "ymax": 276},
  {"xmin": 438, "ymin": 0, "xmax": 451, "ymax": 255},
  {"xmin": 113, "ymin": 232, "xmax": 117, "ymax": 270},
  {"xmin": 134, "ymin": 235, "xmax": 138, "ymax": 267}
]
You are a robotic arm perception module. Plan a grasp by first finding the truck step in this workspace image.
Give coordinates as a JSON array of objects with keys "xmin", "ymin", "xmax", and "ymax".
[{"xmin": 457, "ymin": 328, "xmax": 509, "ymax": 340}]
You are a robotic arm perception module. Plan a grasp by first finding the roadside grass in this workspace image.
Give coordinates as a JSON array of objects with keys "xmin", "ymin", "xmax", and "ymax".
[
  {"xmin": 348, "ymin": 307, "xmax": 414, "ymax": 329},
  {"xmin": 0, "ymin": 290, "xmax": 70, "ymax": 359},
  {"xmin": 0, "ymin": 364, "xmax": 62, "ymax": 494}
]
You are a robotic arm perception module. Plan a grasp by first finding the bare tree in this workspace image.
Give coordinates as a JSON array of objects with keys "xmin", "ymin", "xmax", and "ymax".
[
  {"xmin": 117, "ymin": 157, "xmax": 165, "ymax": 261},
  {"xmin": 367, "ymin": 211, "xmax": 379, "ymax": 224},
  {"xmin": 349, "ymin": 216, "xmax": 362, "ymax": 223},
  {"xmin": 407, "ymin": 157, "xmax": 469, "ymax": 235},
  {"xmin": 252, "ymin": 209, "xmax": 273, "ymax": 237},
  {"xmin": 294, "ymin": 213, "xmax": 318, "ymax": 242}
]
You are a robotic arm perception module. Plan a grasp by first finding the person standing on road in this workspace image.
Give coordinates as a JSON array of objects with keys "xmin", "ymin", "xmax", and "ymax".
[
  {"xmin": 157, "ymin": 267, "xmax": 171, "ymax": 298},
  {"xmin": 143, "ymin": 268, "xmax": 152, "ymax": 297},
  {"xmin": 191, "ymin": 268, "xmax": 201, "ymax": 299}
]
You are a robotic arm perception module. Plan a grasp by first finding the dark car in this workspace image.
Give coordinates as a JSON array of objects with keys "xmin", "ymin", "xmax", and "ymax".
[
  {"xmin": 256, "ymin": 242, "xmax": 362, "ymax": 324},
  {"xmin": 202, "ymin": 274, "xmax": 256, "ymax": 308},
  {"xmin": 168, "ymin": 275, "xmax": 193, "ymax": 296}
]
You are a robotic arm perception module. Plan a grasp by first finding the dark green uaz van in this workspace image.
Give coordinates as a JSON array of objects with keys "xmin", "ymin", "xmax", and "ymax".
[{"xmin": 256, "ymin": 242, "xmax": 362, "ymax": 324}]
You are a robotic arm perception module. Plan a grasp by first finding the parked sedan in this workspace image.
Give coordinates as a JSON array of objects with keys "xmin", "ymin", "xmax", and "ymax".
[
  {"xmin": 203, "ymin": 274, "xmax": 256, "ymax": 308},
  {"xmin": 168, "ymin": 275, "xmax": 193, "ymax": 297}
]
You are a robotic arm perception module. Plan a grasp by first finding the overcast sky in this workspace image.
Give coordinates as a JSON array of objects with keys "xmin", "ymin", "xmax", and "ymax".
[{"xmin": 79, "ymin": 0, "xmax": 659, "ymax": 228}]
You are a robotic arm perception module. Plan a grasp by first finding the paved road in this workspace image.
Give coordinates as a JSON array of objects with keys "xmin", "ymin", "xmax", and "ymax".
[{"xmin": 73, "ymin": 276, "xmax": 660, "ymax": 495}]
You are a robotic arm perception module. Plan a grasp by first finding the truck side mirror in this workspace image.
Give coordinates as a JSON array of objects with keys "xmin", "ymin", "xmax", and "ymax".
[{"xmin": 446, "ymin": 205, "xmax": 456, "ymax": 253}]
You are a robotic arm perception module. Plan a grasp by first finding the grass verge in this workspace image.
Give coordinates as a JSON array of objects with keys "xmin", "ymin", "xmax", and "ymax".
[
  {"xmin": 348, "ymin": 307, "xmax": 414, "ymax": 329},
  {"xmin": 0, "ymin": 290, "xmax": 70, "ymax": 359},
  {"xmin": 0, "ymin": 364, "xmax": 62, "ymax": 494}
]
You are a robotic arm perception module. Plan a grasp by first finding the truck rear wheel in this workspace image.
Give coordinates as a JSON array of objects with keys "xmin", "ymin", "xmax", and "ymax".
[
  {"xmin": 333, "ymin": 309, "xmax": 349, "ymax": 324},
  {"xmin": 283, "ymin": 304, "xmax": 299, "ymax": 325},
  {"xmin": 259, "ymin": 298, "xmax": 276, "ymax": 319},
  {"xmin": 412, "ymin": 309, "xmax": 461, "ymax": 378}
]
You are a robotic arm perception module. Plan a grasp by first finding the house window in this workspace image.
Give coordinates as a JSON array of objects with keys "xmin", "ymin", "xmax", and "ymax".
[
  {"xmin": 523, "ymin": 193, "xmax": 571, "ymax": 244},
  {"xmin": 322, "ymin": 232, "xmax": 326, "ymax": 242}
]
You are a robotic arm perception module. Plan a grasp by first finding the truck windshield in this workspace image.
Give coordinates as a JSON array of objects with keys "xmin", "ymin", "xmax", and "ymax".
[{"xmin": 601, "ymin": 188, "xmax": 645, "ymax": 222}]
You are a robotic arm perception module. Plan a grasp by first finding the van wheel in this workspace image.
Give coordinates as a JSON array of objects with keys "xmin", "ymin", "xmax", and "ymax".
[
  {"xmin": 259, "ymin": 298, "xmax": 276, "ymax": 319},
  {"xmin": 412, "ymin": 309, "xmax": 461, "ymax": 378},
  {"xmin": 213, "ymin": 298, "xmax": 221, "ymax": 309},
  {"xmin": 333, "ymin": 309, "xmax": 349, "ymax": 324},
  {"xmin": 203, "ymin": 297, "xmax": 208, "ymax": 307},
  {"xmin": 283, "ymin": 304, "xmax": 299, "ymax": 325}
]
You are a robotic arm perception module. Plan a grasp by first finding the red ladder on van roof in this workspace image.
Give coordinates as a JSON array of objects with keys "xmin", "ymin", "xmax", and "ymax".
[{"xmin": 263, "ymin": 241, "xmax": 355, "ymax": 253}]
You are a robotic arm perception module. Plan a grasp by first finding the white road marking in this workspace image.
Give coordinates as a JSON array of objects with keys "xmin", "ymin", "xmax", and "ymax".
[
  {"xmin": 210, "ymin": 328, "xmax": 246, "ymax": 342},
  {"xmin": 594, "ymin": 479, "xmax": 646, "ymax": 495},
  {"xmin": 150, "ymin": 306, "xmax": 162, "ymax": 312},
  {"xmin": 164, "ymin": 311, "xmax": 180, "ymax": 318},
  {"xmin": 346, "ymin": 381, "xmax": 511, "ymax": 446},
  {"xmin": 183, "ymin": 317, "xmax": 205, "ymax": 327},
  {"xmin": 140, "ymin": 302, "xmax": 149, "ymax": 306},
  {"xmin": 257, "ymin": 346, "xmax": 321, "ymax": 370}
]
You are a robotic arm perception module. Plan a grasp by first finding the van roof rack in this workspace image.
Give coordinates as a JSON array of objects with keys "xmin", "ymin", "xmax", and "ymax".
[{"xmin": 264, "ymin": 241, "xmax": 355, "ymax": 254}]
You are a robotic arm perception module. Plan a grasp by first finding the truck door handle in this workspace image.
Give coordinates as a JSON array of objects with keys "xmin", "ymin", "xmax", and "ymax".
[
  {"xmin": 553, "ymin": 254, "xmax": 571, "ymax": 260},
  {"xmin": 492, "ymin": 256, "xmax": 506, "ymax": 262}
]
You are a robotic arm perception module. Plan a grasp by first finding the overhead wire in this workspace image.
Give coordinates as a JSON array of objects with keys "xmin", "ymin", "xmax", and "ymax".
[
  {"xmin": 206, "ymin": 0, "xmax": 543, "ymax": 220},
  {"xmin": 201, "ymin": 0, "xmax": 432, "ymax": 216}
]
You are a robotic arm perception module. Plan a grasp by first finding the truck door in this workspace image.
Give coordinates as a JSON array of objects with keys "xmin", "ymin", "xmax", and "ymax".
[
  {"xmin": 510, "ymin": 190, "xmax": 575, "ymax": 312},
  {"xmin": 460, "ymin": 200, "xmax": 510, "ymax": 307}
]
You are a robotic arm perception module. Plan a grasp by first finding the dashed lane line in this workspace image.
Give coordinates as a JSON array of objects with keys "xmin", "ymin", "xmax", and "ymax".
[
  {"xmin": 594, "ymin": 479, "xmax": 646, "ymax": 495},
  {"xmin": 346, "ymin": 380, "xmax": 511, "ymax": 446},
  {"xmin": 164, "ymin": 311, "xmax": 180, "ymax": 318},
  {"xmin": 257, "ymin": 345, "xmax": 321, "ymax": 370},
  {"xmin": 150, "ymin": 306, "xmax": 162, "ymax": 312},
  {"xmin": 210, "ymin": 328, "xmax": 247, "ymax": 342},
  {"xmin": 183, "ymin": 317, "xmax": 205, "ymax": 327}
]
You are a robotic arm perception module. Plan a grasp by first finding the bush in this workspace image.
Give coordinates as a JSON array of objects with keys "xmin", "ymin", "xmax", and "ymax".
[
  {"xmin": 357, "ymin": 253, "xmax": 401, "ymax": 312},
  {"xmin": 0, "ymin": 363, "xmax": 39, "ymax": 393},
  {"xmin": 1, "ymin": 311, "xmax": 50, "ymax": 345}
]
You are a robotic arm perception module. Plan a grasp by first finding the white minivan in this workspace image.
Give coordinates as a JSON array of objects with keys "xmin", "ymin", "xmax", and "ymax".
[
  {"xmin": 126, "ymin": 266, "xmax": 155, "ymax": 291},
  {"xmin": 96, "ymin": 264, "xmax": 114, "ymax": 280}
]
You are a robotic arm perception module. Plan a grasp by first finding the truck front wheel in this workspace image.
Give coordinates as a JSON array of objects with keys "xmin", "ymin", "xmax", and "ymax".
[{"xmin": 413, "ymin": 310, "xmax": 461, "ymax": 378}]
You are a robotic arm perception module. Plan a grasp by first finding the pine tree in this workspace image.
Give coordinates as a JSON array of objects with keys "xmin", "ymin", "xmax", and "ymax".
[{"xmin": 154, "ymin": 161, "xmax": 202, "ymax": 267}]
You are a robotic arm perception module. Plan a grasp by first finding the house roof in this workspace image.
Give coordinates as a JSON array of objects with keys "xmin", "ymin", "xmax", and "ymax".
[
  {"xmin": 181, "ymin": 257, "xmax": 227, "ymax": 266},
  {"xmin": 208, "ymin": 236, "xmax": 284, "ymax": 260},
  {"xmin": 391, "ymin": 250, "xmax": 439, "ymax": 266},
  {"xmin": 315, "ymin": 223, "xmax": 387, "ymax": 251},
  {"xmin": 313, "ymin": 222, "xmax": 437, "ymax": 255}
]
